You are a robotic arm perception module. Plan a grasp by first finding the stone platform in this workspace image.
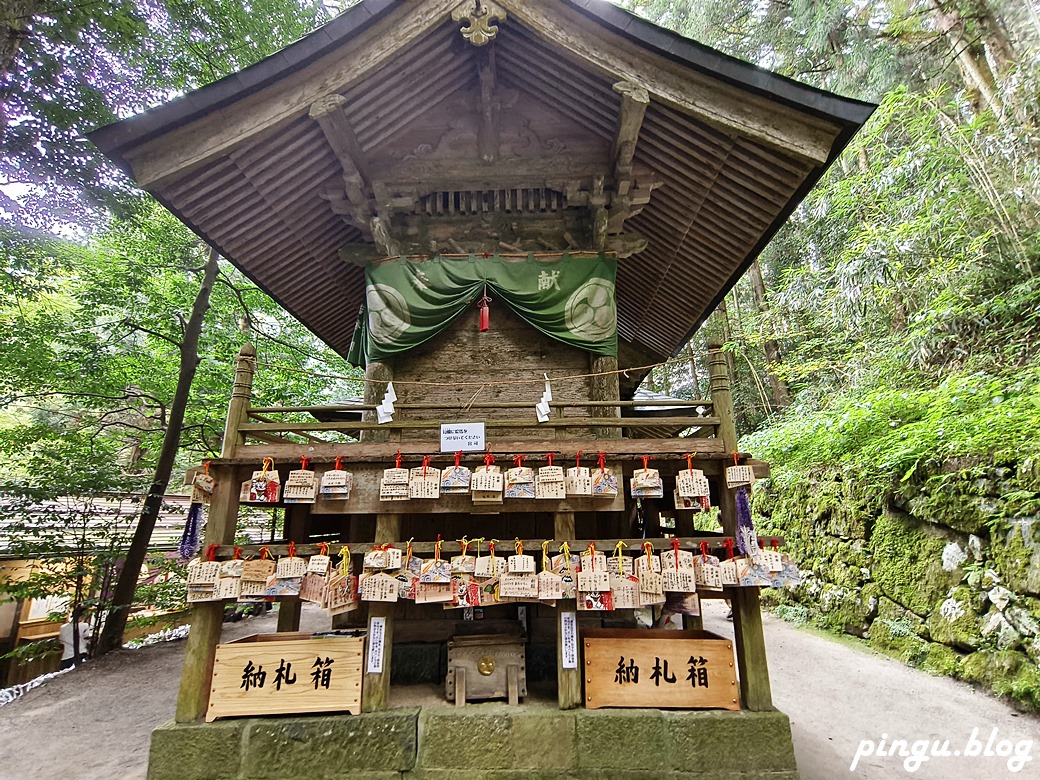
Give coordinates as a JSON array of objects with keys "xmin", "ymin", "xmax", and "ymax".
[{"xmin": 148, "ymin": 704, "xmax": 799, "ymax": 779}]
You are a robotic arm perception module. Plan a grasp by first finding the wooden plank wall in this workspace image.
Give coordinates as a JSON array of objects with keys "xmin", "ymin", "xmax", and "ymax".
[{"xmin": 392, "ymin": 304, "xmax": 594, "ymax": 439}]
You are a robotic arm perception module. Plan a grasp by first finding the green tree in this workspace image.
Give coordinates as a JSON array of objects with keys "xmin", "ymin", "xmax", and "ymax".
[{"xmin": 1, "ymin": 1, "xmax": 331, "ymax": 226}]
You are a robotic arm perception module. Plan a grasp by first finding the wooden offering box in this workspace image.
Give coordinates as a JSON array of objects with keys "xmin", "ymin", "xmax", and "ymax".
[
  {"xmin": 446, "ymin": 633, "xmax": 527, "ymax": 706},
  {"xmin": 582, "ymin": 629, "xmax": 739, "ymax": 711},
  {"xmin": 207, "ymin": 632, "xmax": 363, "ymax": 721}
]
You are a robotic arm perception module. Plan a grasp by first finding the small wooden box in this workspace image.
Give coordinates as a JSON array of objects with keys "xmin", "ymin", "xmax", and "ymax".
[
  {"xmin": 446, "ymin": 633, "xmax": 526, "ymax": 705},
  {"xmin": 207, "ymin": 632, "xmax": 363, "ymax": 721},
  {"xmin": 582, "ymin": 628, "xmax": 739, "ymax": 711}
]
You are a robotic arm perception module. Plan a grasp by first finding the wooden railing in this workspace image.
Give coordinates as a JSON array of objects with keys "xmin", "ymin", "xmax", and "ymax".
[{"xmin": 239, "ymin": 398, "xmax": 719, "ymax": 446}]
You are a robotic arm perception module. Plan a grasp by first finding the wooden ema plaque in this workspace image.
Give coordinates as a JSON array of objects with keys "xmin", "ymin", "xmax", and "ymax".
[
  {"xmin": 206, "ymin": 633, "xmax": 363, "ymax": 721},
  {"xmin": 582, "ymin": 629, "xmax": 739, "ymax": 711}
]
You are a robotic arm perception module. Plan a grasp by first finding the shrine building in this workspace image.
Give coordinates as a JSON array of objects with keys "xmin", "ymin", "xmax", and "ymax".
[{"xmin": 90, "ymin": 2, "xmax": 874, "ymax": 777}]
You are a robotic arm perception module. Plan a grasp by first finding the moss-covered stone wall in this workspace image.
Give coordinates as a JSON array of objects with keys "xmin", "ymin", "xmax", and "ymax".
[{"xmin": 754, "ymin": 457, "xmax": 1040, "ymax": 710}]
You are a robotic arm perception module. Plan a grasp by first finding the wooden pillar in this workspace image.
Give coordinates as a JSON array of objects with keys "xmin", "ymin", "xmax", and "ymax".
[
  {"xmin": 731, "ymin": 586, "xmax": 772, "ymax": 710},
  {"xmin": 589, "ymin": 354, "xmax": 620, "ymax": 439},
  {"xmin": 362, "ymin": 360, "xmax": 393, "ymax": 443},
  {"xmin": 362, "ymin": 513, "xmax": 400, "ymax": 712},
  {"xmin": 276, "ymin": 503, "xmax": 310, "ymax": 633},
  {"xmin": 362, "ymin": 360, "xmax": 395, "ymax": 709},
  {"xmin": 333, "ymin": 360, "xmax": 393, "ymax": 631},
  {"xmin": 707, "ymin": 338, "xmax": 737, "ymax": 454},
  {"xmin": 554, "ymin": 511, "xmax": 582, "ymax": 709},
  {"xmin": 175, "ymin": 343, "xmax": 255, "ymax": 722},
  {"xmin": 707, "ymin": 337, "xmax": 773, "ymax": 711}
]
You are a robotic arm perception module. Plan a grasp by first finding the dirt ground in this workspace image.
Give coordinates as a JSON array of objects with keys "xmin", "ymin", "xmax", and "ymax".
[{"xmin": 1, "ymin": 602, "xmax": 1037, "ymax": 779}]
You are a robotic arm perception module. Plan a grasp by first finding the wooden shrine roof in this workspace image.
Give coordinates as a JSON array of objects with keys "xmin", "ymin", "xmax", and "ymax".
[{"xmin": 89, "ymin": 0, "xmax": 874, "ymax": 388}]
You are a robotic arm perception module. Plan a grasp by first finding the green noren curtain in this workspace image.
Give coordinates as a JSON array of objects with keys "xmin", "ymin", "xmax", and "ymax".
[{"xmin": 346, "ymin": 253, "xmax": 617, "ymax": 367}]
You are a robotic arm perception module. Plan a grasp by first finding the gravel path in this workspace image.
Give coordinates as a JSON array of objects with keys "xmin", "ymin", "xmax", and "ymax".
[{"xmin": 1, "ymin": 602, "xmax": 1037, "ymax": 779}]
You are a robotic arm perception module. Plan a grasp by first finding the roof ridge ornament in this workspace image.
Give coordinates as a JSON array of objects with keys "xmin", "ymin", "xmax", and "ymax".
[{"xmin": 451, "ymin": 0, "xmax": 506, "ymax": 46}]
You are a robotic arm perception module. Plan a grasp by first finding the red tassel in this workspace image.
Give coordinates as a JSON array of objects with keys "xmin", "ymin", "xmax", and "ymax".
[{"xmin": 477, "ymin": 284, "xmax": 491, "ymax": 332}]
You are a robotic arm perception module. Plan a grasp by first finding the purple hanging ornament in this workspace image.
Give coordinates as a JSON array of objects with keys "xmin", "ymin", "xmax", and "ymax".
[
  {"xmin": 178, "ymin": 503, "xmax": 203, "ymax": 560},
  {"xmin": 735, "ymin": 485, "xmax": 759, "ymax": 556}
]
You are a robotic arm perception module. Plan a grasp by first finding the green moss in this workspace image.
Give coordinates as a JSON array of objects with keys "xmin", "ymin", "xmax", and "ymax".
[
  {"xmin": 868, "ymin": 617, "xmax": 959, "ymax": 675},
  {"xmin": 877, "ymin": 596, "xmax": 928, "ymax": 638},
  {"xmin": 989, "ymin": 518, "xmax": 1040, "ymax": 596},
  {"xmin": 994, "ymin": 661, "xmax": 1040, "ymax": 710},
  {"xmin": 870, "ymin": 510, "xmax": 962, "ymax": 615},
  {"xmin": 959, "ymin": 649, "xmax": 1023, "ymax": 687},
  {"xmin": 919, "ymin": 643, "xmax": 962, "ymax": 676},
  {"xmin": 927, "ymin": 586, "xmax": 983, "ymax": 650}
]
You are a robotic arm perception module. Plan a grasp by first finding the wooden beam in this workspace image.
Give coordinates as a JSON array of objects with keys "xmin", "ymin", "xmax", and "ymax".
[
  {"xmin": 127, "ymin": 0, "xmax": 463, "ymax": 188},
  {"xmin": 554, "ymin": 511, "xmax": 583, "ymax": 710},
  {"xmin": 238, "ymin": 416, "xmax": 721, "ymax": 433},
  {"xmin": 732, "ymin": 586, "xmax": 774, "ymax": 710},
  {"xmin": 174, "ymin": 344, "xmax": 257, "ymax": 722},
  {"xmin": 589, "ymin": 355, "xmax": 621, "ymax": 439},
  {"xmin": 611, "ymin": 81, "xmax": 649, "ymax": 189},
  {"xmin": 362, "ymin": 513, "xmax": 400, "ymax": 712},
  {"xmin": 174, "ymin": 469, "xmax": 240, "ymax": 722},
  {"xmin": 371, "ymin": 157, "xmax": 611, "ymax": 190},
  {"xmin": 476, "ymin": 45, "xmax": 500, "ymax": 163},
  {"xmin": 309, "ymin": 95, "xmax": 371, "ymax": 201},
  {"xmin": 501, "ymin": 0, "xmax": 839, "ymax": 164},
  {"xmin": 215, "ymin": 536, "xmax": 752, "ymax": 559},
  {"xmin": 309, "ymin": 95, "xmax": 402, "ymax": 256},
  {"xmin": 220, "ymin": 437, "xmax": 735, "ymax": 464}
]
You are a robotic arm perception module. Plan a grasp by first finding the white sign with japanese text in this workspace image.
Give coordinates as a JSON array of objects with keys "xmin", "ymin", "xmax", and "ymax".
[{"xmin": 440, "ymin": 422, "xmax": 486, "ymax": 453}]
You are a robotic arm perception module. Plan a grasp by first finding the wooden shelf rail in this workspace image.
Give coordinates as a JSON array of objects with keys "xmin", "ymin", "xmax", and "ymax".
[{"xmin": 210, "ymin": 536, "xmax": 785, "ymax": 559}]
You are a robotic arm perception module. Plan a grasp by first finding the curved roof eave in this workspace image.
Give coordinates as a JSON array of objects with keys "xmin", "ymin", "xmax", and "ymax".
[{"xmin": 89, "ymin": 0, "xmax": 875, "ymax": 166}]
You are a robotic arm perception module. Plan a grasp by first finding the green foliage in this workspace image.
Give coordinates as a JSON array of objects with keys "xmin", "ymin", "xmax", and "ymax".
[
  {"xmin": 1, "ymin": 1, "xmax": 333, "ymax": 226},
  {"xmin": 1, "ymin": 198, "xmax": 363, "ymax": 478},
  {"xmin": 745, "ymin": 362, "xmax": 1040, "ymax": 491}
]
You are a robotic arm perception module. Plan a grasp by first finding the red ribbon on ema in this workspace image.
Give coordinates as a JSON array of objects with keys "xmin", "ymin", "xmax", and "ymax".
[
  {"xmin": 334, "ymin": 455, "xmax": 343, "ymax": 470},
  {"xmin": 205, "ymin": 544, "xmax": 218, "ymax": 561},
  {"xmin": 454, "ymin": 451, "xmax": 462, "ymax": 468},
  {"xmin": 772, "ymin": 538, "xmax": 780, "ymax": 552},
  {"xmin": 484, "ymin": 451, "xmax": 495, "ymax": 468},
  {"xmin": 641, "ymin": 455, "xmax": 651, "ymax": 471},
  {"xmin": 547, "ymin": 452, "xmax": 554, "ymax": 466},
  {"xmin": 597, "ymin": 451, "xmax": 607, "ymax": 473},
  {"xmin": 288, "ymin": 541, "xmax": 297, "ymax": 558},
  {"xmin": 422, "ymin": 455, "xmax": 430, "ymax": 477},
  {"xmin": 700, "ymin": 541, "xmax": 709, "ymax": 560},
  {"xmin": 395, "ymin": 450, "xmax": 402, "ymax": 469},
  {"xmin": 513, "ymin": 454, "xmax": 525, "ymax": 468},
  {"xmin": 300, "ymin": 456, "xmax": 310, "ymax": 470},
  {"xmin": 723, "ymin": 538, "xmax": 735, "ymax": 559},
  {"xmin": 671, "ymin": 538, "xmax": 681, "ymax": 569}
]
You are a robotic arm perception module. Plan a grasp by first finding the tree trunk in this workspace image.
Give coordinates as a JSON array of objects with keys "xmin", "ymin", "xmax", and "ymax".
[
  {"xmin": 0, "ymin": 0, "xmax": 39, "ymax": 131},
  {"xmin": 714, "ymin": 298, "xmax": 737, "ymax": 377},
  {"xmin": 973, "ymin": 0, "xmax": 1016, "ymax": 76},
  {"xmin": 95, "ymin": 247, "xmax": 221, "ymax": 655},
  {"xmin": 747, "ymin": 259, "xmax": 791, "ymax": 408},
  {"xmin": 928, "ymin": 0, "xmax": 1006, "ymax": 121},
  {"xmin": 683, "ymin": 342, "xmax": 701, "ymax": 397}
]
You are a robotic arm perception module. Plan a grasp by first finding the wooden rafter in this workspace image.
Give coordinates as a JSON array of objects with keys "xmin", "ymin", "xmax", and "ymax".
[
  {"xmin": 125, "ymin": 0, "xmax": 463, "ymax": 188},
  {"xmin": 310, "ymin": 94, "xmax": 400, "ymax": 256},
  {"xmin": 611, "ymin": 81, "xmax": 649, "ymax": 192},
  {"xmin": 500, "ymin": 0, "xmax": 840, "ymax": 165},
  {"xmin": 476, "ymin": 45, "xmax": 500, "ymax": 163}
]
